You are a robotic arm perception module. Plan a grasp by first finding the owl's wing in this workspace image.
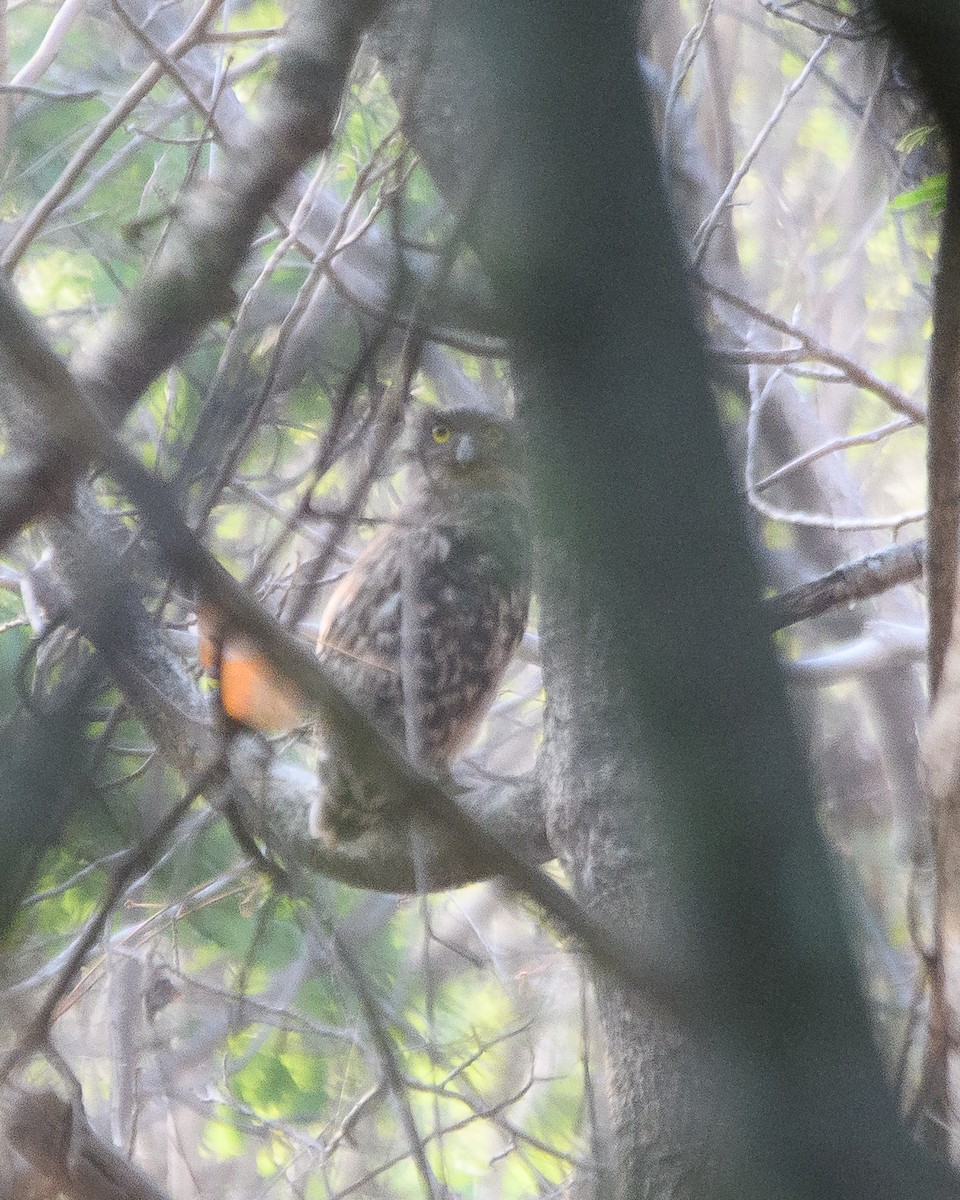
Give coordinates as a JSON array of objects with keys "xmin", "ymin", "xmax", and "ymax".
[
  {"xmin": 311, "ymin": 500, "xmax": 530, "ymax": 843},
  {"xmin": 407, "ymin": 520, "xmax": 530, "ymax": 761},
  {"xmin": 315, "ymin": 523, "xmax": 406, "ymax": 744}
]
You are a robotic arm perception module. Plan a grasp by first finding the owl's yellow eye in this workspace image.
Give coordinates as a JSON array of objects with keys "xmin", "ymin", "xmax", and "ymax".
[{"xmin": 432, "ymin": 423, "xmax": 451, "ymax": 444}]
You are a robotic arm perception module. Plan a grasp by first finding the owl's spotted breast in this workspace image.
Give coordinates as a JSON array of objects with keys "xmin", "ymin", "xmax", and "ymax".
[{"xmin": 316, "ymin": 487, "xmax": 530, "ymax": 767}]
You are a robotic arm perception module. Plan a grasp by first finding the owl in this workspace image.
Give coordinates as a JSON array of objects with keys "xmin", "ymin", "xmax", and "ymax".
[
  {"xmin": 310, "ymin": 404, "xmax": 532, "ymax": 843},
  {"xmin": 201, "ymin": 405, "xmax": 532, "ymax": 844}
]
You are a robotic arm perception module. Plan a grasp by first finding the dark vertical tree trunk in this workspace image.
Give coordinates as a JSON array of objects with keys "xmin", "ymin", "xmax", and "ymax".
[
  {"xmin": 870, "ymin": 0, "xmax": 960, "ymax": 1160},
  {"xmin": 375, "ymin": 1, "xmax": 960, "ymax": 1195},
  {"xmin": 536, "ymin": 591, "xmax": 709, "ymax": 1198}
]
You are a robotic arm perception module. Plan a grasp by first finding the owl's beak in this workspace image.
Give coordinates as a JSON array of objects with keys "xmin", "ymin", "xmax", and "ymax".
[{"xmin": 455, "ymin": 433, "xmax": 476, "ymax": 465}]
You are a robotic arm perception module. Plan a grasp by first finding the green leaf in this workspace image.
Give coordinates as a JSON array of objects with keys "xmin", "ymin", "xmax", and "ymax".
[
  {"xmin": 229, "ymin": 1033, "xmax": 327, "ymax": 1120},
  {"xmin": 202, "ymin": 1116, "xmax": 245, "ymax": 1160},
  {"xmin": 890, "ymin": 173, "xmax": 947, "ymax": 214}
]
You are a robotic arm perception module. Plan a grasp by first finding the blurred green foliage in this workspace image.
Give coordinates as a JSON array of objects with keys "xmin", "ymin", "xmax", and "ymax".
[{"xmin": 0, "ymin": 0, "xmax": 942, "ymax": 1193}]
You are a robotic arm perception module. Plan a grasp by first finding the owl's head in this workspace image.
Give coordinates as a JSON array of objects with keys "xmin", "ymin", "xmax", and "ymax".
[{"xmin": 409, "ymin": 405, "xmax": 523, "ymax": 490}]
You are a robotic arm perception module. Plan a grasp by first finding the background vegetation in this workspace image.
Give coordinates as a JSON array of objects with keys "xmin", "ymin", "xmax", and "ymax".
[{"xmin": 0, "ymin": 0, "xmax": 954, "ymax": 1196}]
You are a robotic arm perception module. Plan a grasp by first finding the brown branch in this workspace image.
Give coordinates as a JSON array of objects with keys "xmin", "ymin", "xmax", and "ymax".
[
  {"xmin": 767, "ymin": 538, "xmax": 925, "ymax": 631},
  {"xmin": 5, "ymin": 1090, "xmax": 172, "ymax": 1200},
  {"xmin": 0, "ymin": 0, "xmax": 387, "ymax": 544},
  {"xmin": 28, "ymin": 472, "xmax": 550, "ymax": 895},
  {"xmin": 704, "ymin": 278, "xmax": 926, "ymax": 425}
]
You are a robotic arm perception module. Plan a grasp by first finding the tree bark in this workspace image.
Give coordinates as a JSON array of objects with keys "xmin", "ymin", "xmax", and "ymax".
[
  {"xmin": 373, "ymin": 1, "xmax": 960, "ymax": 1196},
  {"xmin": 536, "ymin": 590, "xmax": 709, "ymax": 1197},
  {"xmin": 872, "ymin": 0, "xmax": 960, "ymax": 1159}
]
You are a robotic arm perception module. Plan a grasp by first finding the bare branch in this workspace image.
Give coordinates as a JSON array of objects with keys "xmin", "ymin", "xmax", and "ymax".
[
  {"xmin": 10, "ymin": 0, "xmax": 91, "ymax": 87},
  {"xmin": 693, "ymin": 32, "xmax": 835, "ymax": 265},
  {"xmin": 332, "ymin": 934, "xmax": 441, "ymax": 1199},
  {"xmin": 3, "ymin": 0, "xmax": 224, "ymax": 271},
  {"xmin": 767, "ymin": 538, "xmax": 925, "ymax": 630},
  {"xmin": 0, "ymin": 0, "xmax": 389, "ymax": 545},
  {"xmin": 706, "ymin": 280, "xmax": 926, "ymax": 424},
  {"xmin": 0, "ymin": 278, "xmax": 700, "ymax": 1022}
]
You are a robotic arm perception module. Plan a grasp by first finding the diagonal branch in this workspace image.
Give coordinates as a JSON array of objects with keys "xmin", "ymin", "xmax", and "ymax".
[
  {"xmin": 5, "ymin": 1090, "xmax": 173, "ymax": 1200},
  {"xmin": 0, "ymin": 0, "xmax": 388, "ymax": 545},
  {"xmin": 704, "ymin": 279, "xmax": 926, "ymax": 425},
  {"xmin": 0, "ymin": 281, "xmax": 697, "ymax": 1022},
  {"xmin": 767, "ymin": 538, "xmax": 925, "ymax": 630}
]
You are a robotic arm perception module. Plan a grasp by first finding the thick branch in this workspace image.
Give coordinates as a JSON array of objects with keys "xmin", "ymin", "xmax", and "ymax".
[
  {"xmin": 767, "ymin": 538, "xmax": 925, "ymax": 630},
  {"xmin": 907, "ymin": 92, "xmax": 960, "ymax": 1166},
  {"xmin": 0, "ymin": 0, "xmax": 387, "ymax": 541},
  {"xmin": 0, "ymin": 280, "xmax": 709, "ymax": 1019},
  {"xmin": 42, "ymin": 483, "xmax": 551, "ymax": 893},
  {"xmin": 5, "ymin": 1090, "xmax": 172, "ymax": 1200}
]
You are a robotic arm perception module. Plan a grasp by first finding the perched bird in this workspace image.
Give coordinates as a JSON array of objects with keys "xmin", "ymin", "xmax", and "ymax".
[
  {"xmin": 203, "ymin": 405, "xmax": 532, "ymax": 844},
  {"xmin": 312, "ymin": 404, "xmax": 531, "ymax": 842}
]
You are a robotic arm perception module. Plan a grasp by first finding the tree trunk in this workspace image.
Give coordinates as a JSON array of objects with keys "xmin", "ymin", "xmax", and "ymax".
[
  {"xmin": 372, "ymin": 2, "xmax": 960, "ymax": 1196},
  {"xmin": 537, "ymin": 584, "xmax": 710, "ymax": 1197}
]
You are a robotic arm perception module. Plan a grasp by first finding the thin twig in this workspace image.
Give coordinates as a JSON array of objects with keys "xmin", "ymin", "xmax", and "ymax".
[
  {"xmin": 694, "ymin": 31, "xmax": 835, "ymax": 265},
  {"xmin": 707, "ymin": 280, "xmax": 925, "ymax": 424}
]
